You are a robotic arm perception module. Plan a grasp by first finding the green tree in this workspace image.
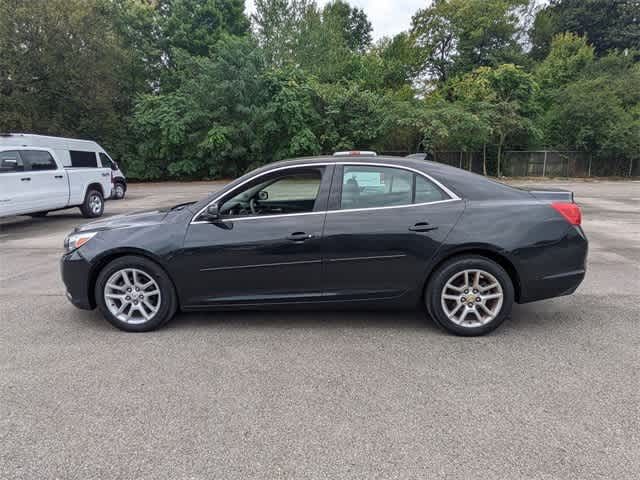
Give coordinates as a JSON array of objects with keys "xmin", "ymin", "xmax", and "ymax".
[
  {"xmin": 158, "ymin": 0, "xmax": 249, "ymax": 58},
  {"xmin": 253, "ymin": 67, "xmax": 322, "ymax": 162},
  {"xmin": 314, "ymin": 82, "xmax": 391, "ymax": 152},
  {"xmin": 0, "ymin": 0, "xmax": 130, "ymax": 150},
  {"xmin": 542, "ymin": 55, "xmax": 640, "ymax": 175},
  {"xmin": 531, "ymin": 0, "xmax": 640, "ymax": 57},
  {"xmin": 322, "ymin": 0, "xmax": 373, "ymax": 53},
  {"xmin": 132, "ymin": 36, "xmax": 266, "ymax": 179},
  {"xmin": 415, "ymin": 99, "xmax": 493, "ymax": 172},
  {"xmin": 252, "ymin": 0, "xmax": 313, "ymax": 66},
  {"xmin": 536, "ymin": 33, "xmax": 595, "ymax": 92},
  {"xmin": 450, "ymin": 64, "xmax": 541, "ymax": 175},
  {"xmin": 410, "ymin": 0, "xmax": 529, "ymax": 83},
  {"xmin": 370, "ymin": 33, "xmax": 422, "ymax": 90}
]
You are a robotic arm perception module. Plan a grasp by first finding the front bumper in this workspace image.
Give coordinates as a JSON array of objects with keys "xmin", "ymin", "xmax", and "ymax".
[{"xmin": 60, "ymin": 250, "xmax": 94, "ymax": 310}]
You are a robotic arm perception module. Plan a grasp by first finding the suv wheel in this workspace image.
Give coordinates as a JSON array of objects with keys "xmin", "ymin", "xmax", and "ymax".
[
  {"xmin": 114, "ymin": 182, "xmax": 126, "ymax": 200},
  {"xmin": 426, "ymin": 255, "xmax": 514, "ymax": 336},
  {"xmin": 80, "ymin": 189, "xmax": 104, "ymax": 218},
  {"xmin": 95, "ymin": 256, "xmax": 177, "ymax": 332}
]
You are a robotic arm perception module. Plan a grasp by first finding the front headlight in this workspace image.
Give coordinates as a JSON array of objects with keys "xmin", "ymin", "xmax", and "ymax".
[{"xmin": 64, "ymin": 231, "xmax": 98, "ymax": 253}]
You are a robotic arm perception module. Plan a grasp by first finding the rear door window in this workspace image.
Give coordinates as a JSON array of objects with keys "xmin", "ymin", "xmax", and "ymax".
[
  {"xmin": 21, "ymin": 150, "xmax": 57, "ymax": 171},
  {"xmin": 340, "ymin": 166, "xmax": 413, "ymax": 209},
  {"xmin": 70, "ymin": 150, "xmax": 98, "ymax": 168},
  {"xmin": 338, "ymin": 165, "xmax": 450, "ymax": 210},
  {"xmin": 0, "ymin": 150, "xmax": 24, "ymax": 173}
]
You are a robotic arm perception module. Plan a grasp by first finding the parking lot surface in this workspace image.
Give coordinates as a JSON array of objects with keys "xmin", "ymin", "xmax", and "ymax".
[{"xmin": 1, "ymin": 179, "xmax": 639, "ymax": 479}]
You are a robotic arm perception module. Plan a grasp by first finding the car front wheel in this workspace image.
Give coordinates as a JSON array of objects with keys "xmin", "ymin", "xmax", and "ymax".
[
  {"xmin": 95, "ymin": 255, "xmax": 177, "ymax": 332},
  {"xmin": 426, "ymin": 255, "xmax": 514, "ymax": 336},
  {"xmin": 113, "ymin": 182, "xmax": 126, "ymax": 200}
]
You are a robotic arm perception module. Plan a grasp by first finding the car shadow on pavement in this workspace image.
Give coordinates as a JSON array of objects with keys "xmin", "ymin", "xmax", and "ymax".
[{"xmin": 166, "ymin": 309, "xmax": 444, "ymax": 333}]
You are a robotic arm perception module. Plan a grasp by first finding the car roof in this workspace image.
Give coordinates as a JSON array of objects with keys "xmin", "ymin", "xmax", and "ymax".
[
  {"xmin": 202, "ymin": 155, "xmax": 529, "ymax": 206},
  {"xmin": 0, "ymin": 145, "xmax": 53, "ymax": 152}
]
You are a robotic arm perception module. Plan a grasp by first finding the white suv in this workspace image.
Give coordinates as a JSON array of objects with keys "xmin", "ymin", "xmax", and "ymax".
[
  {"xmin": 0, "ymin": 133, "xmax": 128, "ymax": 200},
  {"xmin": 0, "ymin": 146, "xmax": 112, "ymax": 218}
]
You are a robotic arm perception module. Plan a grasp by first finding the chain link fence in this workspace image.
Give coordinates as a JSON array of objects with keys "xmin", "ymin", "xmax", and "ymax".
[
  {"xmin": 386, "ymin": 150, "xmax": 638, "ymax": 177},
  {"xmin": 503, "ymin": 151, "xmax": 639, "ymax": 177},
  {"xmin": 431, "ymin": 151, "xmax": 485, "ymax": 174}
]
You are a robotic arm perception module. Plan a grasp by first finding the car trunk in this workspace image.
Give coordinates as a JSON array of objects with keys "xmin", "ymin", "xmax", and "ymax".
[{"xmin": 520, "ymin": 187, "xmax": 574, "ymax": 203}]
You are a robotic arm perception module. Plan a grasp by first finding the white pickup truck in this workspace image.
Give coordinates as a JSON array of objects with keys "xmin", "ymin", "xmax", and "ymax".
[{"xmin": 0, "ymin": 146, "xmax": 112, "ymax": 218}]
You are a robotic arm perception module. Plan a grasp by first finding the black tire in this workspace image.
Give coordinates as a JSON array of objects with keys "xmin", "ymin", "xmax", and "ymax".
[
  {"xmin": 113, "ymin": 182, "xmax": 126, "ymax": 200},
  {"xmin": 28, "ymin": 211, "xmax": 48, "ymax": 218},
  {"xmin": 95, "ymin": 255, "xmax": 177, "ymax": 332},
  {"xmin": 425, "ymin": 255, "xmax": 514, "ymax": 336},
  {"xmin": 80, "ymin": 188, "xmax": 104, "ymax": 218}
]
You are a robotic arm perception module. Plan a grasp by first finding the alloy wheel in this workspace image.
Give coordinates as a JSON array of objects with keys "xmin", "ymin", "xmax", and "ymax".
[
  {"xmin": 104, "ymin": 268, "xmax": 161, "ymax": 324},
  {"xmin": 440, "ymin": 269, "xmax": 504, "ymax": 327},
  {"xmin": 89, "ymin": 194, "xmax": 103, "ymax": 215}
]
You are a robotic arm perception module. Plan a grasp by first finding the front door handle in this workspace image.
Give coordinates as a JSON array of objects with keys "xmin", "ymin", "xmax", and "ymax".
[
  {"xmin": 409, "ymin": 222, "xmax": 438, "ymax": 232},
  {"xmin": 54, "ymin": 175, "xmax": 64, "ymax": 179},
  {"xmin": 20, "ymin": 177, "xmax": 31, "ymax": 182},
  {"xmin": 287, "ymin": 232, "xmax": 314, "ymax": 242}
]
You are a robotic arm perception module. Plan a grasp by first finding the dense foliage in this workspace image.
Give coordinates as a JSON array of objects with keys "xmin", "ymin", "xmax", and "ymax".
[{"xmin": 0, "ymin": 0, "xmax": 638, "ymax": 179}]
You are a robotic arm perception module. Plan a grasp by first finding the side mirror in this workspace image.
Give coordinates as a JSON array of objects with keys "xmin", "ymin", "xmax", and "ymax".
[{"xmin": 202, "ymin": 203, "xmax": 220, "ymax": 221}]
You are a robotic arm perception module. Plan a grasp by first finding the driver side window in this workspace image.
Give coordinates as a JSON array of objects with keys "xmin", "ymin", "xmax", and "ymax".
[{"xmin": 219, "ymin": 168, "xmax": 324, "ymax": 218}]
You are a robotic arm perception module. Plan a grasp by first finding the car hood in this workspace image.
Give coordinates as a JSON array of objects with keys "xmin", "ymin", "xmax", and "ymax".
[{"xmin": 73, "ymin": 209, "xmax": 170, "ymax": 233}]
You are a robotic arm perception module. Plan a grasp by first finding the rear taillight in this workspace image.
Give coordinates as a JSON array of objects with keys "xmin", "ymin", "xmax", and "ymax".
[{"xmin": 551, "ymin": 202, "xmax": 582, "ymax": 226}]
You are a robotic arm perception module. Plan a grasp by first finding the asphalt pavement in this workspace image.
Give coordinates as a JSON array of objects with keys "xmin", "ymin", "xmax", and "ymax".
[{"xmin": 1, "ymin": 179, "xmax": 639, "ymax": 479}]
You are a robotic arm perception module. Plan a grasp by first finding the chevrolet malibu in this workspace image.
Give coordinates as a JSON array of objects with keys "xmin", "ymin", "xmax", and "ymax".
[{"xmin": 61, "ymin": 154, "xmax": 587, "ymax": 336}]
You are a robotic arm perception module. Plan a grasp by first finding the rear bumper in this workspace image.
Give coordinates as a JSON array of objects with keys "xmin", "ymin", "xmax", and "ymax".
[
  {"xmin": 60, "ymin": 250, "xmax": 94, "ymax": 310},
  {"xmin": 520, "ymin": 269, "xmax": 586, "ymax": 303},
  {"xmin": 518, "ymin": 226, "xmax": 588, "ymax": 303}
]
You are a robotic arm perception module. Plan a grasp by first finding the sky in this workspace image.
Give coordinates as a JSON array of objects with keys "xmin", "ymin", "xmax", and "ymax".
[{"xmin": 245, "ymin": 0, "xmax": 427, "ymax": 41}]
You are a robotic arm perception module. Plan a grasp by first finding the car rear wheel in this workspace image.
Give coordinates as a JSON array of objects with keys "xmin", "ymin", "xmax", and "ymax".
[
  {"xmin": 80, "ymin": 189, "xmax": 104, "ymax": 218},
  {"xmin": 95, "ymin": 256, "xmax": 177, "ymax": 332},
  {"xmin": 426, "ymin": 255, "xmax": 514, "ymax": 336}
]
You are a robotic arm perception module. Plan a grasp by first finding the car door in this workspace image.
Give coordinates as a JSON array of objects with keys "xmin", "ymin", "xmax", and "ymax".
[
  {"xmin": 0, "ymin": 150, "xmax": 29, "ymax": 216},
  {"xmin": 322, "ymin": 163, "xmax": 465, "ymax": 301},
  {"xmin": 20, "ymin": 149, "xmax": 68, "ymax": 212},
  {"xmin": 175, "ymin": 164, "xmax": 333, "ymax": 307}
]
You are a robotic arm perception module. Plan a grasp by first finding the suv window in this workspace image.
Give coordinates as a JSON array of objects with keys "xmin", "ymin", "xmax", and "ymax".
[
  {"xmin": 99, "ymin": 152, "xmax": 118, "ymax": 170},
  {"xmin": 0, "ymin": 150, "xmax": 24, "ymax": 173},
  {"xmin": 70, "ymin": 150, "xmax": 98, "ymax": 168},
  {"xmin": 21, "ymin": 150, "xmax": 57, "ymax": 171},
  {"xmin": 219, "ymin": 168, "xmax": 324, "ymax": 218},
  {"xmin": 339, "ymin": 165, "xmax": 447, "ymax": 210}
]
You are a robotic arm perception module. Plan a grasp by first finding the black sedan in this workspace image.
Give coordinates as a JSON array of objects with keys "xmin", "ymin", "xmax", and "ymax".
[{"xmin": 61, "ymin": 154, "xmax": 587, "ymax": 336}]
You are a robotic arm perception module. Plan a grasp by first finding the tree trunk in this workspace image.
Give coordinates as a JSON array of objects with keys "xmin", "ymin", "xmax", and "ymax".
[
  {"xmin": 497, "ymin": 135, "xmax": 505, "ymax": 177},
  {"xmin": 482, "ymin": 143, "xmax": 487, "ymax": 176}
]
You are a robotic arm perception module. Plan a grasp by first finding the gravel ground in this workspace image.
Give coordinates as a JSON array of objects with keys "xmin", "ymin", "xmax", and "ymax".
[{"xmin": 1, "ymin": 179, "xmax": 639, "ymax": 479}]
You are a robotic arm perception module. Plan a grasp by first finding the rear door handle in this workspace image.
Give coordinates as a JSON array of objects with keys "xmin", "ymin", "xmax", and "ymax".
[
  {"xmin": 54, "ymin": 175, "xmax": 64, "ymax": 179},
  {"xmin": 20, "ymin": 177, "xmax": 31, "ymax": 182},
  {"xmin": 409, "ymin": 222, "xmax": 438, "ymax": 232},
  {"xmin": 287, "ymin": 232, "xmax": 314, "ymax": 242},
  {"xmin": 101, "ymin": 172, "xmax": 110, "ymax": 177}
]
